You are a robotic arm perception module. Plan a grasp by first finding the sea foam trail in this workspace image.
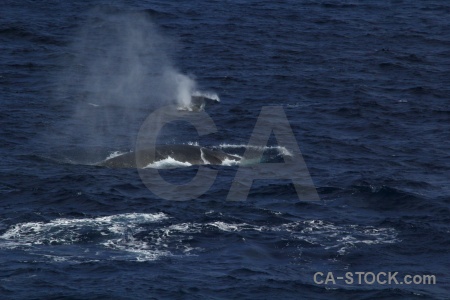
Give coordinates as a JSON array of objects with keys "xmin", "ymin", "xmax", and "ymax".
[
  {"xmin": 0, "ymin": 213, "xmax": 171, "ymax": 262},
  {"xmin": 0, "ymin": 214, "xmax": 399, "ymax": 262}
]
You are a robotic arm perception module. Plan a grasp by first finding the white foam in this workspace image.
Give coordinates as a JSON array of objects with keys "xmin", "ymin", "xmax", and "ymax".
[
  {"xmin": 176, "ymin": 105, "xmax": 194, "ymax": 112},
  {"xmin": 103, "ymin": 143, "xmax": 292, "ymax": 169},
  {"xmin": 159, "ymin": 219, "xmax": 398, "ymax": 255},
  {"xmin": 101, "ymin": 238, "xmax": 172, "ymax": 262},
  {"xmin": 143, "ymin": 156, "xmax": 193, "ymax": 169},
  {"xmin": 105, "ymin": 150, "xmax": 128, "ymax": 160},
  {"xmin": 221, "ymin": 157, "xmax": 241, "ymax": 166},
  {"xmin": 0, "ymin": 213, "xmax": 170, "ymax": 262},
  {"xmin": 285, "ymin": 220, "xmax": 399, "ymax": 255},
  {"xmin": 203, "ymin": 220, "xmax": 398, "ymax": 255},
  {"xmin": 0, "ymin": 213, "xmax": 399, "ymax": 262},
  {"xmin": 209, "ymin": 221, "xmax": 246, "ymax": 232}
]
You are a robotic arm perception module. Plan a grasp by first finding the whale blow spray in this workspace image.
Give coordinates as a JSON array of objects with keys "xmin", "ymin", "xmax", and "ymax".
[{"xmin": 55, "ymin": 8, "xmax": 197, "ymax": 151}]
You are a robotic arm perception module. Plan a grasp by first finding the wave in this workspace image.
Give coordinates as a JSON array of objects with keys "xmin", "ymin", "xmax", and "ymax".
[
  {"xmin": 144, "ymin": 156, "xmax": 193, "ymax": 169},
  {"xmin": 105, "ymin": 150, "xmax": 128, "ymax": 160},
  {"xmin": 0, "ymin": 213, "xmax": 170, "ymax": 262},
  {"xmin": 0, "ymin": 213, "xmax": 399, "ymax": 262}
]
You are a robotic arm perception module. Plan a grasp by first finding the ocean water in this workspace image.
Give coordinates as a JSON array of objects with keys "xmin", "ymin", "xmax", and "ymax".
[{"xmin": 1, "ymin": 0, "xmax": 449, "ymax": 299}]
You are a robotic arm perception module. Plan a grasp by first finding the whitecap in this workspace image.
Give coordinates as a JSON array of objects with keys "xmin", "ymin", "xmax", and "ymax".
[{"xmin": 143, "ymin": 156, "xmax": 193, "ymax": 169}]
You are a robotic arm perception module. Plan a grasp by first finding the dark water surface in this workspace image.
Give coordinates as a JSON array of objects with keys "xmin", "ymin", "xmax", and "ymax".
[{"xmin": 1, "ymin": 1, "xmax": 449, "ymax": 299}]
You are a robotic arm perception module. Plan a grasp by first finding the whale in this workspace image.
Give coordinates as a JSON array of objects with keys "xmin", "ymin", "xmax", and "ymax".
[{"xmin": 97, "ymin": 144, "xmax": 240, "ymax": 168}]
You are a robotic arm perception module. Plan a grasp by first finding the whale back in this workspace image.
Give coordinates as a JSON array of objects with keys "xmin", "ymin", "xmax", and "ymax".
[{"xmin": 97, "ymin": 145, "xmax": 239, "ymax": 168}]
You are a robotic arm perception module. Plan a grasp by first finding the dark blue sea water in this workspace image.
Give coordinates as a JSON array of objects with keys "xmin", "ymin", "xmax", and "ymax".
[{"xmin": 1, "ymin": 0, "xmax": 449, "ymax": 299}]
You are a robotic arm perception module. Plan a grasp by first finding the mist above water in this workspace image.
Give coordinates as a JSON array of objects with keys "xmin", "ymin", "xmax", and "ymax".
[{"xmin": 54, "ymin": 8, "xmax": 200, "ymax": 157}]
